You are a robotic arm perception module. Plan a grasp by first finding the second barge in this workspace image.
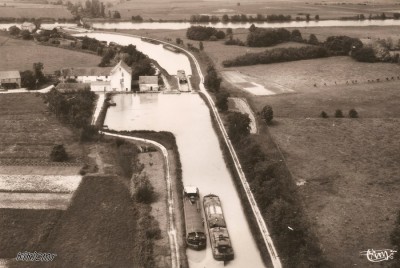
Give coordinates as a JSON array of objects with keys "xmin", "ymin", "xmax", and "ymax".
[{"xmin": 183, "ymin": 186, "xmax": 206, "ymax": 250}]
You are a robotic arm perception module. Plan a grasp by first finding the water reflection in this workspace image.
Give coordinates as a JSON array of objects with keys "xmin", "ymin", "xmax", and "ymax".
[{"xmin": 105, "ymin": 93, "xmax": 266, "ymax": 268}]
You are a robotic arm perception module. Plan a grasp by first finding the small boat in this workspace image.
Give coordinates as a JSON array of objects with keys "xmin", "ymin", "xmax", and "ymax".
[
  {"xmin": 183, "ymin": 186, "xmax": 206, "ymax": 250},
  {"xmin": 203, "ymin": 194, "xmax": 234, "ymax": 261}
]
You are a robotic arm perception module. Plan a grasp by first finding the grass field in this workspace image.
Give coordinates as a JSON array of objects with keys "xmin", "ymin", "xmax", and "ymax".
[
  {"xmin": 0, "ymin": 33, "xmax": 100, "ymax": 72},
  {"xmin": 0, "ymin": 93, "xmax": 82, "ymax": 166},
  {"xmin": 109, "ymin": 0, "xmax": 400, "ymax": 21},
  {"xmin": 0, "ymin": 3, "xmax": 72, "ymax": 19},
  {"xmin": 221, "ymin": 59, "xmax": 400, "ymax": 266}
]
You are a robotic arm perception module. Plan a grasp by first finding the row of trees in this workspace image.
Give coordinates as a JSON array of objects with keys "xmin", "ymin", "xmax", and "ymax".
[
  {"xmin": 321, "ymin": 109, "xmax": 358, "ymax": 118},
  {"xmin": 186, "ymin": 26, "xmax": 226, "ymax": 41},
  {"xmin": 224, "ymin": 110, "xmax": 327, "ymax": 267},
  {"xmin": 247, "ymin": 27, "xmax": 298, "ymax": 47},
  {"xmin": 189, "ymin": 14, "xmax": 293, "ymax": 23},
  {"xmin": 223, "ymin": 46, "xmax": 329, "ymax": 67},
  {"xmin": 204, "ymin": 65, "xmax": 221, "ymax": 92}
]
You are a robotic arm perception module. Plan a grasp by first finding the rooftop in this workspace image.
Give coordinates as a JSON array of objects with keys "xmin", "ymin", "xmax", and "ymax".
[
  {"xmin": 0, "ymin": 71, "xmax": 21, "ymax": 80},
  {"xmin": 61, "ymin": 67, "xmax": 112, "ymax": 77},
  {"xmin": 139, "ymin": 76, "xmax": 158, "ymax": 84}
]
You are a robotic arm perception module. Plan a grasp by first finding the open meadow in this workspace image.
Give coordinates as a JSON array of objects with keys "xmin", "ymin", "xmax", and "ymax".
[
  {"xmin": 222, "ymin": 58, "xmax": 400, "ymax": 266},
  {"xmin": 0, "ymin": 2, "xmax": 72, "ymax": 19},
  {"xmin": 109, "ymin": 0, "xmax": 400, "ymax": 21},
  {"xmin": 0, "ymin": 33, "xmax": 100, "ymax": 72}
]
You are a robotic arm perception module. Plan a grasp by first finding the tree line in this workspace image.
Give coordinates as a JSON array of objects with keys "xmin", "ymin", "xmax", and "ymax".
[
  {"xmin": 186, "ymin": 26, "xmax": 226, "ymax": 41},
  {"xmin": 223, "ymin": 46, "xmax": 329, "ymax": 67},
  {"xmin": 223, "ymin": 110, "xmax": 327, "ymax": 268}
]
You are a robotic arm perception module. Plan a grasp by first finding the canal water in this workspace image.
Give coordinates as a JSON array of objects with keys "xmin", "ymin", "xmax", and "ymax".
[
  {"xmin": 74, "ymin": 33, "xmax": 192, "ymax": 76},
  {"xmin": 105, "ymin": 93, "xmax": 266, "ymax": 268}
]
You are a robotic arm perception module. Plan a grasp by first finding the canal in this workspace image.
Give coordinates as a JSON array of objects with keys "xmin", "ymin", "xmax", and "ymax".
[{"xmin": 81, "ymin": 32, "xmax": 266, "ymax": 268}]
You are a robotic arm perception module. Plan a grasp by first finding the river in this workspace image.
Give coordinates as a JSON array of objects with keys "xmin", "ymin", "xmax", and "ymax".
[
  {"xmin": 2, "ymin": 19, "xmax": 400, "ymax": 31},
  {"xmin": 83, "ymin": 31, "xmax": 266, "ymax": 267}
]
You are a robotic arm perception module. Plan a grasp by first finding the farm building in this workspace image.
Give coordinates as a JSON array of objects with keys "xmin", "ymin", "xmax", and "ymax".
[
  {"xmin": 139, "ymin": 76, "xmax": 159, "ymax": 92},
  {"xmin": 60, "ymin": 61, "xmax": 132, "ymax": 92},
  {"xmin": 0, "ymin": 71, "xmax": 21, "ymax": 89},
  {"xmin": 21, "ymin": 22, "xmax": 36, "ymax": 32}
]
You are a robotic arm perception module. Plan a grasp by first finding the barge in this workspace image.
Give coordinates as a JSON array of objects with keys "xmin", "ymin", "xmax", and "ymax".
[
  {"xmin": 141, "ymin": 37, "xmax": 161, "ymax": 45},
  {"xmin": 183, "ymin": 186, "xmax": 206, "ymax": 250},
  {"xmin": 163, "ymin": 44, "xmax": 180, "ymax": 53},
  {"xmin": 203, "ymin": 194, "xmax": 234, "ymax": 261}
]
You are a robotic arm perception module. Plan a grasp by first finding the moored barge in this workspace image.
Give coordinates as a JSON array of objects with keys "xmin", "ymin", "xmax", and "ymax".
[
  {"xmin": 203, "ymin": 194, "xmax": 234, "ymax": 261},
  {"xmin": 183, "ymin": 186, "xmax": 206, "ymax": 250}
]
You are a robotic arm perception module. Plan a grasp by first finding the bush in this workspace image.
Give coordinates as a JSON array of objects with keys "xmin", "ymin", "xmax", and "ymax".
[
  {"xmin": 227, "ymin": 112, "xmax": 251, "ymax": 142},
  {"xmin": 335, "ymin": 109, "xmax": 344, "ymax": 118},
  {"xmin": 80, "ymin": 125, "xmax": 99, "ymax": 142},
  {"xmin": 186, "ymin": 26, "xmax": 223, "ymax": 41},
  {"xmin": 324, "ymin": 36, "xmax": 363, "ymax": 55},
  {"xmin": 261, "ymin": 105, "xmax": 274, "ymax": 124},
  {"xmin": 215, "ymin": 91, "xmax": 230, "ymax": 112},
  {"xmin": 135, "ymin": 175, "xmax": 155, "ymax": 204},
  {"xmin": 320, "ymin": 111, "xmax": 328, "ymax": 118},
  {"xmin": 348, "ymin": 109, "xmax": 358, "ymax": 118},
  {"xmin": 50, "ymin": 144, "xmax": 68, "ymax": 162},
  {"xmin": 351, "ymin": 47, "xmax": 376, "ymax": 62}
]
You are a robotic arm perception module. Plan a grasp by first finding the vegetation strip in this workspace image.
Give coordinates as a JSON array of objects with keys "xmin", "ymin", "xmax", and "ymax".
[{"xmin": 100, "ymin": 131, "xmax": 180, "ymax": 268}]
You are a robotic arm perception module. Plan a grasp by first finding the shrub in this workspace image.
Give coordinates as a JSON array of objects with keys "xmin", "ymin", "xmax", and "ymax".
[
  {"xmin": 50, "ymin": 144, "xmax": 68, "ymax": 162},
  {"xmin": 320, "ymin": 111, "xmax": 328, "ymax": 118},
  {"xmin": 348, "ymin": 109, "xmax": 358, "ymax": 118},
  {"xmin": 261, "ymin": 105, "xmax": 274, "ymax": 124},
  {"xmin": 351, "ymin": 47, "xmax": 376, "ymax": 62},
  {"xmin": 227, "ymin": 112, "xmax": 251, "ymax": 142},
  {"xmin": 80, "ymin": 125, "xmax": 99, "ymax": 142},
  {"xmin": 135, "ymin": 176, "xmax": 155, "ymax": 204},
  {"xmin": 215, "ymin": 91, "xmax": 230, "ymax": 112},
  {"xmin": 335, "ymin": 109, "xmax": 344, "ymax": 118}
]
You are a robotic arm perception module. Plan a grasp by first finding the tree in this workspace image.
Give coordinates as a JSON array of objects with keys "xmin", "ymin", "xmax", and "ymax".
[
  {"xmin": 348, "ymin": 109, "xmax": 358, "ymax": 118},
  {"xmin": 176, "ymin": 38, "xmax": 182, "ymax": 45},
  {"xmin": 131, "ymin": 58, "xmax": 155, "ymax": 80},
  {"xmin": 227, "ymin": 112, "xmax": 251, "ymax": 141},
  {"xmin": 226, "ymin": 28, "xmax": 233, "ymax": 36},
  {"xmin": 315, "ymin": 14, "xmax": 320, "ymax": 20},
  {"xmin": 249, "ymin": 23, "xmax": 257, "ymax": 32},
  {"xmin": 204, "ymin": 65, "xmax": 221, "ymax": 92},
  {"xmin": 20, "ymin": 70, "xmax": 36, "ymax": 89},
  {"xmin": 222, "ymin": 14, "xmax": 229, "ymax": 23},
  {"xmin": 8, "ymin": 26, "xmax": 20, "ymax": 36},
  {"xmin": 308, "ymin": 34, "xmax": 319, "ymax": 45},
  {"xmin": 135, "ymin": 175, "xmax": 155, "ymax": 204},
  {"xmin": 199, "ymin": 41, "xmax": 204, "ymax": 51},
  {"xmin": 320, "ymin": 111, "xmax": 328, "ymax": 118},
  {"xmin": 33, "ymin": 62, "xmax": 45, "ymax": 84},
  {"xmin": 215, "ymin": 91, "xmax": 230, "ymax": 112},
  {"xmin": 216, "ymin": 30, "xmax": 226, "ymax": 39},
  {"xmin": 261, "ymin": 105, "xmax": 274, "ymax": 124},
  {"xmin": 306, "ymin": 14, "xmax": 310, "ymax": 21},
  {"xmin": 50, "ymin": 144, "xmax": 68, "ymax": 162},
  {"xmin": 335, "ymin": 109, "xmax": 344, "ymax": 118},
  {"xmin": 351, "ymin": 47, "xmax": 376, "ymax": 62},
  {"xmin": 20, "ymin": 30, "xmax": 32, "ymax": 40},
  {"xmin": 113, "ymin": 11, "xmax": 121, "ymax": 19},
  {"xmin": 291, "ymin": 29, "xmax": 303, "ymax": 42}
]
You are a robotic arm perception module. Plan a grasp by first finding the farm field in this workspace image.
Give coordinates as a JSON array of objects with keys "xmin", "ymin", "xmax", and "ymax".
[
  {"xmin": 109, "ymin": 0, "xmax": 400, "ymax": 21},
  {"xmin": 0, "ymin": 33, "xmax": 100, "ymax": 73},
  {"xmin": 224, "ymin": 59, "xmax": 400, "ymax": 266},
  {"xmin": 0, "ymin": 3, "xmax": 72, "ymax": 19},
  {"xmin": 0, "ymin": 93, "xmax": 82, "ymax": 167}
]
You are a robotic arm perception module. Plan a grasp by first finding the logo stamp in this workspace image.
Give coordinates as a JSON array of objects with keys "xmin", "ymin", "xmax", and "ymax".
[
  {"xmin": 16, "ymin": 251, "xmax": 57, "ymax": 262},
  {"xmin": 360, "ymin": 249, "xmax": 397, "ymax": 263}
]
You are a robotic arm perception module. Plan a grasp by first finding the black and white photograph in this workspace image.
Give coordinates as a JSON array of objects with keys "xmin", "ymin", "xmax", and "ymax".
[{"xmin": 0, "ymin": 0, "xmax": 399, "ymax": 267}]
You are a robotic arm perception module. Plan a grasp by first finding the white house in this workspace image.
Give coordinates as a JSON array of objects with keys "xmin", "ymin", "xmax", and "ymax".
[
  {"xmin": 139, "ymin": 76, "xmax": 159, "ymax": 92},
  {"xmin": 21, "ymin": 22, "xmax": 36, "ymax": 33},
  {"xmin": 0, "ymin": 71, "xmax": 21, "ymax": 89},
  {"xmin": 60, "ymin": 61, "xmax": 132, "ymax": 92}
]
